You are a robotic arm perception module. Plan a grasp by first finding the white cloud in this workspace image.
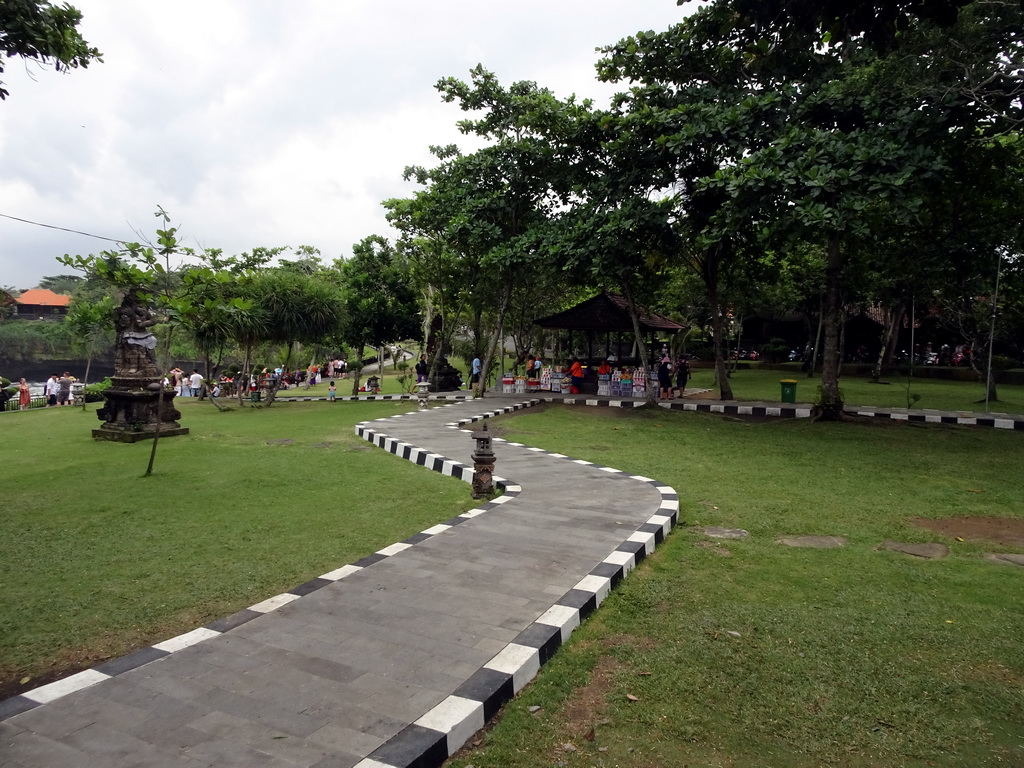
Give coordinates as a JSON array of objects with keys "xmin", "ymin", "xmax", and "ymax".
[{"xmin": 0, "ymin": 0, "xmax": 693, "ymax": 289}]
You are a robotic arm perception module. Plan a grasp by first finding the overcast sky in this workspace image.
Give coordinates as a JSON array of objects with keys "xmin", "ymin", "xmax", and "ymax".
[{"xmin": 0, "ymin": 0, "xmax": 694, "ymax": 291}]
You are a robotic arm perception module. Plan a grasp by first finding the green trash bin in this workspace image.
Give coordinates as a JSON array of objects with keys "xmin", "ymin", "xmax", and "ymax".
[{"xmin": 780, "ymin": 379, "xmax": 797, "ymax": 404}]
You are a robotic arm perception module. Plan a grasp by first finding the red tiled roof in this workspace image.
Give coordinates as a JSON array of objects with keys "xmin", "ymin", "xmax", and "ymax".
[{"xmin": 15, "ymin": 289, "xmax": 71, "ymax": 307}]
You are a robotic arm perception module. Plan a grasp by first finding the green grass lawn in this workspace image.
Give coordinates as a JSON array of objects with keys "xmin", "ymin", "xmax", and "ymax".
[
  {"xmin": 0, "ymin": 398, "xmax": 476, "ymax": 698},
  {"xmin": 688, "ymin": 365, "xmax": 1024, "ymax": 414},
  {"xmin": 449, "ymin": 405, "xmax": 1024, "ymax": 768}
]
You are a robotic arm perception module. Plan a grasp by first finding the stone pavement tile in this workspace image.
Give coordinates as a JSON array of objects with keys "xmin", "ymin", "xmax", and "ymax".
[
  {"xmin": 301, "ymin": 699, "xmax": 407, "ymax": 740},
  {"xmin": 359, "ymin": 657, "xmax": 465, "ymax": 693},
  {"xmin": 230, "ymin": 627, "xmax": 349, "ymax": 664},
  {"xmin": 187, "ymin": 634, "xmax": 272, "ymax": 671},
  {"xmin": 177, "ymin": 737, "xmax": 289, "ymax": 768},
  {"xmin": 123, "ymin": 752, "xmax": 213, "ymax": 768},
  {"xmin": 60, "ymin": 722, "xmax": 177, "ymax": 766},
  {"xmin": 191, "ymin": 687, "xmax": 325, "ymax": 738},
  {"xmin": 109, "ymin": 688, "xmax": 210, "ymax": 730},
  {"xmin": 133, "ymin": 657, "xmax": 224, "ymax": 702},
  {"xmin": 308, "ymin": 755, "xmax": 361, "ymax": 768},
  {"xmin": 306, "ymin": 721, "xmax": 386, "ymax": 756},
  {"xmin": 189, "ymin": 711, "xmax": 334, "ymax": 767},
  {"xmin": 91, "ymin": 674, "xmax": 163, "ymax": 709},
  {"xmin": 201, "ymin": 663, "xmax": 280, "ymax": 697},
  {"xmin": 227, "ymin": 614, "xmax": 313, "ymax": 647},
  {"xmin": 11, "ymin": 688, "xmax": 152, "ymax": 738},
  {"xmin": 286, "ymin": 652, "xmax": 364, "ymax": 686},
  {"xmin": 125, "ymin": 715, "xmax": 214, "ymax": 751},
  {"xmin": 443, "ymin": 658, "xmax": 486, "ymax": 680},
  {"xmin": 362, "ymin": 685, "xmax": 448, "ymax": 723},
  {"xmin": 332, "ymin": 616, "xmax": 492, "ymax": 665},
  {"xmin": 0, "ymin": 719, "xmax": 25, "ymax": 740},
  {"xmin": 4, "ymin": 730, "xmax": 118, "ymax": 768}
]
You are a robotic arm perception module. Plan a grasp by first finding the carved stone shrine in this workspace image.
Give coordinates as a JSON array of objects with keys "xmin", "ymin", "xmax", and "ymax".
[{"xmin": 92, "ymin": 290, "xmax": 189, "ymax": 442}]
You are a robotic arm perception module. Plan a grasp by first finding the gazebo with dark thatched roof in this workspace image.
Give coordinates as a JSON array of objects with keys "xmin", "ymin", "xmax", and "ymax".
[{"xmin": 534, "ymin": 292, "xmax": 685, "ymax": 365}]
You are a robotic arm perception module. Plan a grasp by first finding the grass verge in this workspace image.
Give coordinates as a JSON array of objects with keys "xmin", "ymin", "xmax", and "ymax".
[
  {"xmin": 0, "ymin": 398, "xmax": 475, "ymax": 699},
  {"xmin": 448, "ymin": 405, "xmax": 1024, "ymax": 768}
]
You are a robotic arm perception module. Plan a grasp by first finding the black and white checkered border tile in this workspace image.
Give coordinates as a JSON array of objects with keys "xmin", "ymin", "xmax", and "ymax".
[
  {"xmin": 275, "ymin": 393, "xmax": 473, "ymax": 403},
  {"xmin": 849, "ymin": 407, "xmax": 1024, "ymax": 430},
  {"xmin": 663, "ymin": 401, "xmax": 814, "ymax": 418},
  {"xmin": 354, "ymin": 399, "xmax": 680, "ymax": 768},
  {"xmin": 541, "ymin": 395, "xmax": 814, "ymax": 419}
]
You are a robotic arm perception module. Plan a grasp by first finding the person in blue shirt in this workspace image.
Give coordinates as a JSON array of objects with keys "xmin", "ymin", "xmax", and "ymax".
[{"xmin": 471, "ymin": 353, "xmax": 482, "ymax": 390}]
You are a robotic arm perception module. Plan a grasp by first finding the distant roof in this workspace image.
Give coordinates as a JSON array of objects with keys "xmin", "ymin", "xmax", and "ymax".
[
  {"xmin": 15, "ymin": 288, "xmax": 71, "ymax": 307},
  {"xmin": 534, "ymin": 292, "xmax": 684, "ymax": 333}
]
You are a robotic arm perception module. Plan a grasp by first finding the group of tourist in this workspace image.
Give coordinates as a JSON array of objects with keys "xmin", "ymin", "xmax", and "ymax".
[
  {"xmin": 657, "ymin": 354, "xmax": 692, "ymax": 400},
  {"xmin": 167, "ymin": 368, "xmax": 204, "ymax": 397},
  {"xmin": 1, "ymin": 372, "xmax": 79, "ymax": 411},
  {"xmin": 43, "ymin": 372, "xmax": 78, "ymax": 407}
]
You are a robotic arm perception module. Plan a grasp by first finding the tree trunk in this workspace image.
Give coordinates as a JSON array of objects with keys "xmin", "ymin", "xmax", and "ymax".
[
  {"xmin": 621, "ymin": 282, "xmax": 658, "ymax": 405},
  {"xmin": 478, "ymin": 278, "xmax": 513, "ymax": 398},
  {"xmin": 203, "ymin": 352, "xmax": 227, "ymax": 410},
  {"xmin": 817, "ymin": 236, "xmax": 845, "ymax": 420},
  {"xmin": 808, "ymin": 297, "xmax": 824, "ymax": 378},
  {"xmin": 969, "ymin": 332, "xmax": 998, "ymax": 402},
  {"xmin": 872, "ymin": 303, "xmax": 904, "ymax": 382},
  {"xmin": 350, "ymin": 343, "xmax": 364, "ymax": 396},
  {"xmin": 237, "ymin": 344, "xmax": 252, "ymax": 406},
  {"xmin": 708, "ymin": 286, "xmax": 734, "ymax": 400},
  {"xmin": 81, "ymin": 355, "xmax": 92, "ymax": 410}
]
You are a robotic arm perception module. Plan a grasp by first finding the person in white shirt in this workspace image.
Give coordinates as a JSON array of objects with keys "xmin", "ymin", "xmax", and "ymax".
[
  {"xmin": 189, "ymin": 370, "xmax": 203, "ymax": 397},
  {"xmin": 45, "ymin": 374, "xmax": 59, "ymax": 407}
]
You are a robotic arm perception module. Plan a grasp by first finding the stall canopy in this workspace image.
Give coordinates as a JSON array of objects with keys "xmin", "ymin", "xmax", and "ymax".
[{"xmin": 534, "ymin": 292, "xmax": 685, "ymax": 363}]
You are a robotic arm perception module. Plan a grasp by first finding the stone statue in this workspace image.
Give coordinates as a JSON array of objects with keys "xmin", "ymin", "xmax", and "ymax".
[
  {"xmin": 94, "ymin": 288, "xmax": 188, "ymax": 442},
  {"xmin": 113, "ymin": 290, "xmax": 160, "ymax": 381}
]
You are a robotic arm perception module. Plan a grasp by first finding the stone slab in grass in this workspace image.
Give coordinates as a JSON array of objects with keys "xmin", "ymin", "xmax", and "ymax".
[
  {"xmin": 879, "ymin": 541, "xmax": 949, "ymax": 559},
  {"xmin": 266, "ymin": 438, "xmax": 294, "ymax": 445},
  {"xmin": 776, "ymin": 535, "xmax": 847, "ymax": 549},
  {"xmin": 703, "ymin": 526, "xmax": 749, "ymax": 540},
  {"xmin": 985, "ymin": 553, "xmax": 1024, "ymax": 567}
]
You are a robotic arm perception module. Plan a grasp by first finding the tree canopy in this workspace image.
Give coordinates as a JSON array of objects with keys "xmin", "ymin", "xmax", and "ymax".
[{"xmin": 0, "ymin": 0, "xmax": 101, "ymax": 100}]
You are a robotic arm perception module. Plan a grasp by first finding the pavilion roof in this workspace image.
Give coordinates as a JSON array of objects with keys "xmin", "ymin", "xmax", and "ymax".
[{"xmin": 534, "ymin": 292, "xmax": 684, "ymax": 333}]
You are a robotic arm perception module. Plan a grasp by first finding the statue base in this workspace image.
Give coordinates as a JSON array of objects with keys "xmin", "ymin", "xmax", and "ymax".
[{"xmin": 93, "ymin": 385, "xmax": 189, "ymax": 443}]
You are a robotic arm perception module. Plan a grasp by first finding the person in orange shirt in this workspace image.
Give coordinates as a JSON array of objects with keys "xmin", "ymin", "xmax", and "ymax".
[
  {"xmin": 569, "ymin": 358, "xmax": 584, "ymax": 393},
  {"xmin": 597, "ymin": 359, "xmax": 611, "ymax": 376}
]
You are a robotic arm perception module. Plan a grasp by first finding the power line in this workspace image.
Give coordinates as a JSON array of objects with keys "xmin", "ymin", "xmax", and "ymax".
[{"xmin": 0, "ymin": 212, "xmax": 125, "ymax": 245}]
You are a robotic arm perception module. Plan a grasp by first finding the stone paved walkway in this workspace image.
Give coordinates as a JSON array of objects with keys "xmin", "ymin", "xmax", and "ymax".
[{"xmin": 0, "ymin": 396, "xmax": 678, "ymax": 768}]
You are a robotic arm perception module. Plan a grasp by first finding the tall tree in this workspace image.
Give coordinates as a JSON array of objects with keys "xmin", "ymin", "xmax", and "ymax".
[
  {"xmin": 336, "ymin": 235, "xmax": 418, "ymax": 395},
  {"xmin": 399, "ymin": 66, "xmax": 591, "ymax": 394},
  {"xmin": 62, "ymin": 294, "xmax": 113, "ymax": 389},
  {"xmin": 599, "ymin": 0, "xmax": 1022, "ymax": 418}
]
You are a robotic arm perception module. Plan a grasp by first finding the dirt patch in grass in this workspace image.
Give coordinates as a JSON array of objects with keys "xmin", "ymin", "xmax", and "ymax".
[
  {"xmin": 695, "ymin": 541, "xmax": 733, "ymax": 556},
  {"xmin": 968, "ymin": 662, "xmax": 1024, "ymax": 687},
  {"xmin": 560, "ymin": 654, "xmax": 621, "ymax": 726},
  {"xmin": 911, "ymin": 516, "xmax": 1024, "ymax": 548}
]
